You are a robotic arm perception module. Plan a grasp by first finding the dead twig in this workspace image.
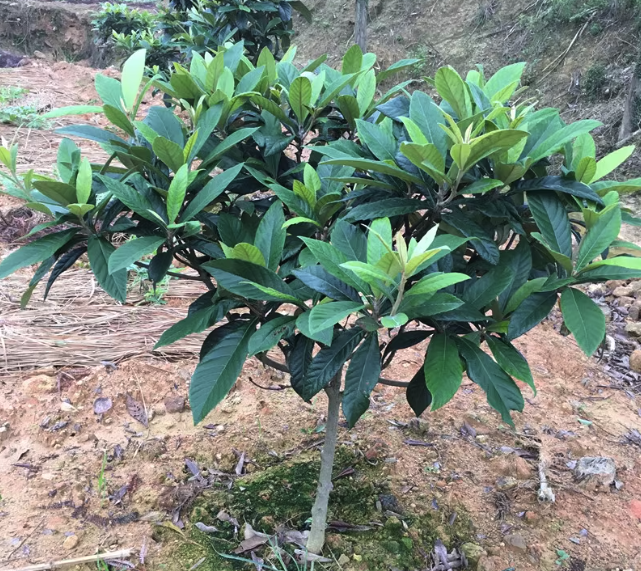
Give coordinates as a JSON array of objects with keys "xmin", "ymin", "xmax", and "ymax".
[{"xmin": 0, "ymin": 549, "xmax": 135, "ymax": 571}]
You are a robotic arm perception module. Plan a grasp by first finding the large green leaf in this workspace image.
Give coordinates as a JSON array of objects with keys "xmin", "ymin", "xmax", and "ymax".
[
  {"xmin": 296, "ymin": 311, "xmax": 334, "ymax": 345},
  {"xmin": 302, "ymin": 328, "xmax": 365, "ymax": 401},
  {"xmin": 442, "ymin": 208, "xmax": 500, "ymax": 264},
  {"xmin": 560, "ymin": 287, "xmax": 605, "ymax": 356},
  {"xmin": 486, "ymin": 336, "xmax": 535, "ymax": 394},
  {"xmin": 144, "ymin": 106, "xmax": 185, "ymax": 146},
  {"xmin": 42, "ymin": 105, "xmax": 103, "ymax": 119},
  {"xmin": 435, "ymin": 66, "xmax": 471, "ymax": 120},
  {"xmin": 344, "ymin": 198, "xmax": 425, "ymax": 222},
  {"xmin": 400, "ymin": 292, "xmax": 465, "ymax": 319},
  {"xmin": 320, "ymin": 158, "xmax": 424, "ymax": 185},
  {"xmin": 95, "ymin": 74, "xmax": 123, "ymax": 110},
  {"xmin": 108, "ymin": 236, "xmax": 165, "ymax": 274},
  {"xmin": 424, "ymin": 334, "xmax": 463, "ymax": 410},
  {"xmin": 406, "ymin": 367, "xmax": 433, "ymax": 417},
  {"xmin": 462, "ymin": 264, "xmax": 514, "ymax": 309},
  {"xmin": 527, "ymin": 191, "xmax": 573, "ymax": 258},
  {"xmin": 248, "ymin": 315, "xmax": 297, "ymax": 356},
  {"xmin": 367, "ymin": 218, "xmax": 392, "ymax": 265},
  {"xmin": 343, "ymin": 333, "xmax": 382, "ymax": 427},
  {"xmin": 155, "ymin": 304, "xmax": 219, "ymax": 349},
  {"xmin": 592, "ymin": 145, "xmax": 635, "ymax": 182},
  {"xmin": 515, "ymin": 176, "xmax": 603, "ymax": 204},
  {"xmin": 120, "ymin": 49, "xmax": 146, "ymax": 111},
  {"xmin": 483, "ymin": 62, "xmax": 525, "ymax": 101},
  {"xmin": 331, "ymin": 220, "xmax": 367, "ymax": 262},
  {"xmin": 507, "ymin": 290, "xmax": 557, "ymax": 340},
  {"xmin": 406, "ymin": 272, "xmax": 470, "ymax": 297},
  {"xmin": 203, "ymin": 259, "xmax": 298, "ymax": 302},
  {"xmin": 526, "ymin": 120, "xmax": 601, "ymax": 164},
  {"xmin": 409, "ymin": 91, "xmax": 447, "ymax": 157},
  {"xmin": 308, "ymin": 301, "xmax": 364, "ymax": 333},
  {"xmin": 181, "ymin": 163, "xmax": 243, "ymax": 222},
  {"xmin": 292, "ymin": 266, "xmax": 361, "ymax": 302},
  {"xmin": 457, "ymin": 338, "xmax": 524, "ymax": 425},
  {"xmin": 289, "ymin": 76, "xmax": 312, "ymax": 123},
  {"xmin": 87, "ymin": 236, "xmax": 127, "ymax": 302},
  {"xmin": 153, "ymin": 137, "xmax": 185, "ymax": 173},
  {"xmin": 190, "ymin": 320, "xmax": 256, "ymax": 423},
  {"xmin": 254, "ymin": 200, "xmax": 286, "ymax": 272},
  {"xmin": 356, "ymin": 119, "xmax": 397, "ymax": 162},
  {"xmin": 56, "ymin": 125, "xmax": 127, "ymax": 145},
  {"xmin": 98, "ymin": 175, "xmax": 160, "ymax": 224},
  {"xmin": 166, "ymin": 164, "xmax": 189, "ymax": 224},
  {"xmin": 0, "ymin": 228, "xmax": 78, "ymax": 280},
  {"xmin": 575, "ymin": 205, "xmax": 621, "ymax": 271},
  {"xmin": 32, "ymin": 181, "xmax": 77, "ymax": 206},
  {"xmin": 287, "ymin": 334, "xmax": 315, "ymax": 398}
]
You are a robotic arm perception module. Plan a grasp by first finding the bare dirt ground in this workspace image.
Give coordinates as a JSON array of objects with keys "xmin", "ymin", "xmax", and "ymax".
[{"xmin": 0, "ymin": 59, "xmax": 640, "ymax": 571}]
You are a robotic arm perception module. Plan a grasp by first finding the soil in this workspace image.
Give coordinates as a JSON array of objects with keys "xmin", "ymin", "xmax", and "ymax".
[{"xmin": 1, "ymin": 8, "xmax": 641, "ymax": 571}]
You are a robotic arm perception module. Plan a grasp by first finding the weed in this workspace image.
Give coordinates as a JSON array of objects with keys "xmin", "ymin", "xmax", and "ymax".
[
  {"xmin": 128, "ymin": 264, "xmax": 174, "ymax": 304},
  {"xmin": 409, "ymin": 44, "xmax": 437, "ymax": 77},
  {"xmin": 0, "ymin": 104, "xmax": 51, "ymax": 130},
  {"xmin": 474, "ymin": 0, "xmax": 498, "ymax": 27},
  {"xmin": 220, "ymin": 538, "xmax": 320, "ymax": 570},
  {"xmin": 0, "ymin": 86, "xmax": 27, "ymax": 105},
  {"xmin": 583, "ymin": 63, "xmax": 606, "ymax": 99},
  {"xmin": 96, "ymin": 559, "xmax": 109, "ymax": 571},
  {"xmin": 97, "ymin": 451, "xmax": 108, "ymax": 505}
]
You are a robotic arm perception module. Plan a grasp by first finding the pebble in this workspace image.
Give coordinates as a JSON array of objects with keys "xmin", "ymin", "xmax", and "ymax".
[
  {"xmin": 496, "ymin": 476, "xmax": 517, "ymax": 491},
  {"xmin": 629, "ymin": 499, "xmax": 641, "ymax": 520},
  {"xmin": 164, "ymin": 396, "xmax": 185, "ymax": 414},
  {"xmin": 630, "ymin": 350, "xmax": 641, "ymax": 373},
  {"xmin": 63, "ymin": 535, "xmax": 79, "ymax": 550},
  {"xmin": 613, "ymin": 286, "xmax": 635, "ymax": 297},
  {"xmin": 505, "ymin": 533, "xmax": 527, "ymax": 552},
  {"xmin": 574, "ymin": 456, "xmax": 616, "ymax": 488},
  {"xmin": 625, "ymin": 322, "xmax": 641, "ymax": 337}
]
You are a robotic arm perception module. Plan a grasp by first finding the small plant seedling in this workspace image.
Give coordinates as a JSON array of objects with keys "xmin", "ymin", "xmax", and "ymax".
[{"xmin": 97, "ymin": 451, "xmax": 108, "ymax": 506}]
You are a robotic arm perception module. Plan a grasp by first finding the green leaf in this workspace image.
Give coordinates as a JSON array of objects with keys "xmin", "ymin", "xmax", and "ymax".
[
  {"xmin": 42, "ymin": 105, "xmax": 103, "ymax": 119},
  {"xmin": 155, "ymin": 305, "xmax": 219, "ymax": 349},
  {"xmin": 98, "ymin": 175, "xmax": 160, "ymax": 224},
  {"xmin": 181, "ymin": 163, "xmax": 243, "ymax": 222},
  {"xmin": 0, "ymin": 228, "xmax": 78, "ymax": 280},
  {"xmin": 103, "ymin": 105, "xmax": 135, "ymax": 137},
  {"xmin": 153, "ymin": 137, "xmax": 185, "ymax": 173},
  {"xmin": 515, "ymin": 176, "xmax": 603, "ymax": 205},
  {"xmin": 332, "ymin": 220, "xmax": 367, "ymax": 262},
  {"xmin": 466, "ymin": 130, "xmax": 528, "ymax": 168},
  {"xmin": 121, "ymin": 49, "xmax": 146, "ymax": 111},
  {"xmin": 32, "ymin": 181, "xmax": 77, "ymax": 206},
  {"xmin": 343, "ymin": 333, "xmax": 382, "ymax": 427},
  {"xmin": 289, "ymin": 76, "xmax": 312, "ymax": 123},
  {"xmin": 144, "ymin": 106, "xmax": 185, "ymax": 146},
  {"xmin": 303, "ymin": 328, "xmax": 365, "ymax": 401},
  {"xmin": 108, "ymin": 236, "xmax": 165, "ymax": 274},
  {"xmin": 457, "ymin": 338, "xmax": 524, "ymax": 425},
  {"xmin": 201, "ymin": 128, "xmax": 260, "ymax": 166},
  {"xmin": 341, "ymin": 261, "xmax": 396, "ymax": 285},
  {"xmin": 442, "ymin": 208, "xmax": 500, "ymax": 264},
  {"xmin": 575, "ymin": 205, "xmax": 621, "ymax": 271},
  {"xmin": 356, "ymin": 119, "xmax": 397, "ymax": 162},
  {"xmin": 76, "ymin": 157, "xmax": 92, "ymax": 205},
  {"xmin": 190, "ymin": 320, "xmax": 256, "ymax": 423},
  {"xmin": 527, "ymin": 120, "xmax": 601, "ymax": 165},
  {"xmin": 400, "ymin": 292, "xmax": 464, "ymax": 319},
  {"xmin": 435, "ymin": 66, "xmax": 471, "ymax": 120},
  {"xmin": 320, "ymin": 158, "xmax": 424, "ymax": 185},
  {"xmin": 527, "ymin": 191, "xmax": 573, "ymax": 257},
  {"xmin": 309, "ymin": 301, "xmax": 364, "ymax": 333},
  {"xmin": 166, "ymin": 164, "xmax": 190, "ymax": 224},
  {"xmin": 67, "ymin": 203, "xmax": 94, "ymax": 218},
  {"xmin": 87, "ymin": 236, "xmax": 127, "ymax": 302},
  {"xmin": 409, "ymin": 91, "xmax": 447, "ymax": 157},
  {"xmin": 483, "ymin": 62, "xmax": 525, "ymax": 101},
  {"xmin": 55, "ymin": 125, "xmax": 127, "ymax": 145},
  {"xmin": 560, "ymin": 288, "xmax": 606, "ymax": 356},
  {"xmin": 228, "ymin": 243, "xmax": 266, "ymax": 266},
  {"xmin": 575, "ymin": 156, "xmax": 597, "ymax": 184},
  {"xmin": 248, "ymin": 315, "xmax": 297, "ymax": 356},
  {"xmin": 486, "ymin": 336, "xmax": 535, "ymax": 394},
  {"xmin": 356, "ymin": 69, "xmax": 376, "ymax": 114},
  {"xmin": 345, "ymin": 198, "xmax": 424, "ymax": 222},
  {"xmin": 424, "ymin": 334, "xmax": 463, "ymax": 410},
  {"xmin": 463, "ymin": 265, "xmax": 514, "ymax": 309},
  {"xmin": 253, "ymin": 200, "xmax": 286, "ymax": 271},
  {"xmin": 507, "ymin": 290, "xmax": 557, "ymax": 340},
  {"xmin": 504, "ymin": 277, "xmax": 547, "ymax": 314},
  {"xmin": 342, "ymin": 44, "xmax": 363, "ymax": 74},
  {"xmin": 296, "ymin": 311, "xmax": 334, "ymax": 345},
  {"xmin": 592, "ymin": 145, "xmax": 635, "ymax": 182},
  {"xmin": 406, "ymin": 367, "xmax": 433, "ymax": 416},
  {"xmin": 367, "ymin": 218, "xmax": 392, "ymax": 265},
  {"xmin": 407, "ymin": 272, "xmax": 470, "ymax": 297},
  {"xmin": 462, "ymin": 178, "xmax": 504, "ymax": 194},
  {"xmin": 203, "ymin": 259, "xmax": 298, "ymax": 302},
  {"xmin": 381, "ymin": 313, "xmax": 409, "ymax": 328},
  {"xmin": 95, "ymin": 74, "xmax": 124, "ymax": 110},
  {"xmin": 292, "ymin": 266, "xmax": 361, "ymax": 302}
]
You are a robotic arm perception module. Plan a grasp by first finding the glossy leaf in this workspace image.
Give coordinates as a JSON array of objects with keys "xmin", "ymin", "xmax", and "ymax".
[
  {"xmin": 560, "ymin": 287, "xmax": 605, "ymax": 356},
  {"xmin": 343, "ymin": 333, "xmax": 381, "ymax": 427},
  {"xmin": 424, "ymin": 334, "xmax": 463, "ymax": 410}
]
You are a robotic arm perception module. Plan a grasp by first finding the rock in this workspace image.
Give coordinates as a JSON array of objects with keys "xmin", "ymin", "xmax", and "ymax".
[
  {"xmin": 33, "ymin": 50, "xmax": 47, "ymax": 59},
  {"xmin": 338, "ymin": 554, "xmax": 350, "ymax": 566},
  {"xmin": 513, "ymin": 457, "xmax": 533, "ymax": 479},
  {"xmin": 496, "ymin": 476, "xmax": 518, "ymax": 491},
  {"xmin": 600, "ymin": 305, "xmax": 612, "ymax": 321},
  {"xmin": 475, "ymin": 435, "xmax": 489, "ymax": 443},
  {"xmin": 626, "ymin": 322, "xmax": 641, "ymax": 337},
  {"xmin": 629, "ymin": 303, "xmax": 641, "ymax": 321},
  {"xmin": 587, "ymin": 283, "xmax": 608, "ymax": 296},
  {"xmin": 630, "ymin": 499, "xmax": 641, "ymax": 520},
  {"xmin": 574, "ymin": 456, "xmax": 616, "ymax": 488},
  {"xmin": 505, "ymin": 534, "xmax": 527, "ymax": 552},
  {"xmin": 408, "ymin": 417, "xmax": 429, "ymax": 435},
  {"xmin": 613, "ymin": 285, "xmax": 635, "ymax": 297},
  {"xmin": 618, "ymin": 295, "xmax": 636, "ymax": 307},
  {"xmin": 0, "ymin": 423, "xmax": 9, "ymax": 442},
  {"xmin": 630, "ymin": 350, "xmax": 641, "ymax": 372},
  {"xmin": 164, "ymin": 396, "xmax": 185, "ymax": 414},
  {"xmin": 63, "ymin": 535, "xmax": 79, "ymax": 550},
  {"xmin": 460, "ymin": 542, "xmax": 485, "ymax": 565},
  {"xmin": 524, "ymin": 510, "xmax": 539, "ymax": 523}
]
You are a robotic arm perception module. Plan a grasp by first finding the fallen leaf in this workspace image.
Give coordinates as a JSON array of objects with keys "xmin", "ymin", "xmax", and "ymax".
[
  {"xmin": 195, "ymin": 522, "xmax": 218, "ymax": 534},
  {"xmin": 126, "ymin": 395, "xmax": 148, "ymax": 427},
  {"xmin": 217, "ymin": 510, "xmax": 240, "ymax": 529},
  {"xmin": 234, "ymin": 535, "xmax": 270, "ymax": 553},
  {"xmin": 93, "ymin": 397, "xmax": 113, "ymax": 415},
  {"xmin": 293, "ymin": 550, "xmax": 332, "ymax": 563}
]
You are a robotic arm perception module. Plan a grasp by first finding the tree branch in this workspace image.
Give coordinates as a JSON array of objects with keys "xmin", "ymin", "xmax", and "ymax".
[{"xmin": 255, "ymin": 353, "xmax": 410, "ymax": 387}]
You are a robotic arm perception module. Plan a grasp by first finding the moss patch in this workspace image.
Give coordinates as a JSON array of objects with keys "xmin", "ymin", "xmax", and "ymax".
[{"xmin": 158, "ymin": 447, "xmax": 475, "ymax": 571}]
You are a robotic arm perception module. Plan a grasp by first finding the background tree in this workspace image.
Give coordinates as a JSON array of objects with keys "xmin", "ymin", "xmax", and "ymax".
[
  {"xmin": 2, "ymin": 46, "xmax": 641, "ymax": 555},
  {"xmin": 355, "ymin": 0, "xmax": 368, "ymax": 52}
]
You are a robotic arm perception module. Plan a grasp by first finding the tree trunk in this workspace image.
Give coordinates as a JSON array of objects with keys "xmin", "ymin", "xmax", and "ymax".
[
  {"xmin": 355, "ymin": 0, "xmax": 368, "ymax": 52},
  {"xmin": 306, "ymin": 373, "xmax": 341, "ymax": 554},
  {"xmin": 619, "ymin": 63, "xmax": 639, "ymax": 144}
]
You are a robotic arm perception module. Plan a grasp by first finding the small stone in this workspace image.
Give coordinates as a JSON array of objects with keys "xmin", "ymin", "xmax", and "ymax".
[
  {"xmin": 601, "ymin": 305, "xmax": 612, "ymax": 321},
  {"xmin": 513, "ymin": 457, "xmax": 533, "ymax": 479},
  {"xmin": 630, "ymin": 350, "xmax": 641, "ymax": 373},
  {"xmin": 435, "ymin": 480, "xmax": 447, "ymax": 489},
  {"xmin": 460, "ymin": 542, "xmax": 485, "ymax": 565},
  {"xmin": 614, "ymin": 285, "xmax": 635, "ymax": 297},
  {"xmin": 33, "ymin": 50, "xmax": 47, "ymax": 59},
  {"xmin": 63, "ymin": 535, "xmax": 79, "ymax": 550},
  {"xmin": 587, "ymin": 283, "xmax": 608, "ymax": 296},
  {"xmin": 22, "ymin": 374, "xmax": 57, "ymax": 395},
  {"xmin": 164, "ymin": 396, "xmax": 185, "ymax": 414},
  {"xmin": 618, "ymin": 296, "xmax": 636, "ymax": 307},
  {"xmin": 505, "ymin": 533, "xmax": 527, "ymax": 552},
  {"xmin": 574, "ymin": 456, "xmax": 616, "ymax": 488},
  {"xmin": 496, "ymin": 476, "xmax": 518, "ymax": 491},
  {"xmin": 0, "ymin": 424, "xmax": 9, "ymax": 442},
  {"xmin": 626, "ymin": 322, "xmax": 641, "ymax": 337},
  {"xmin": 408, "ymin": 417, "xmax": 429, "ymax": 435},
  {"xmin": 524, "ymin": 510, "xmax": 539, "ymax": 523},
  {"xmin": 475, "ymin": 435, "xmax": 488, "ymax": 443},
  {"xmin": 338, "ymin": 554, "xmax": 350, "ymax": 566}
]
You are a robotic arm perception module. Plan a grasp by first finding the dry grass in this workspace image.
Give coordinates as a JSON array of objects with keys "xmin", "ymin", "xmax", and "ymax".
[{"xmin": 0, "ymin": 268, "xmax": 209, "ymax": 377}]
